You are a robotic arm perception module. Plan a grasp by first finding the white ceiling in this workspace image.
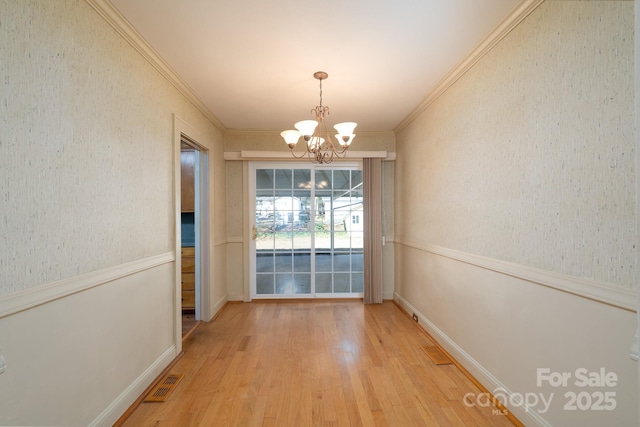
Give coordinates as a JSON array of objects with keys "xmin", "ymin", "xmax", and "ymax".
[{"xmin": 108, "ymin": 0, "xmax": 521, "ymax": 132}]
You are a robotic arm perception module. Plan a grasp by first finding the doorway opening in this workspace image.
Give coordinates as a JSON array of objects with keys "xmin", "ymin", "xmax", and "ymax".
[
  {"xmin": 180, "ymin": 137, "xmax": 204, "ymax": 337},
  {"xmin": 173, "ymin": 115, "xmax": 212, "ymax": 353}
]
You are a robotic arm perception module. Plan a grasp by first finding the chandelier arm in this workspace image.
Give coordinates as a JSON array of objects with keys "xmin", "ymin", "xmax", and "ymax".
[
  {"xmin": 317, "ymin": 150, "xmax": 329, "ymax": 164},
  {"xmin": 310, "ymin": 149, "xmax": 323, "ymax": 164},
  {"xmin": 326, "ymin": 141, "xmax": 348, "ymax": 160},
  {"xmin": 334, "ymin": 149, "xmax": 347, "ymax": 159},
  {"xmin": 333, "ymin": 144, "xmax": 348, "ymax": 155},
  {"xmin": 325, "ymin": 151, "xmax": 334, "ymax": 164},
  {"xmin": 288, "ymin": 146, "xmax": 313, "ymax": 159}
]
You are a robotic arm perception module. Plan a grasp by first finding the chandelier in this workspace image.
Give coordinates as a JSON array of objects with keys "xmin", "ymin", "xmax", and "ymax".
[{"xmin": 280, "ymin": 71, "xmax": 357, "ymax": 164}]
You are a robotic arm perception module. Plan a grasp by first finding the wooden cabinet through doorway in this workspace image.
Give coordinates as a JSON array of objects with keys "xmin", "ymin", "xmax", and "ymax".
[
  {"xmin": 181, "ymin": 246, "xmax": 195, "ymax": 310},
  {"xmin": 181, "ymin": 148, "xmax": 196, "ymax": 311},
  {"xmin": 181, "ymin": 150, "xmax": 195, "ymax": 212}
]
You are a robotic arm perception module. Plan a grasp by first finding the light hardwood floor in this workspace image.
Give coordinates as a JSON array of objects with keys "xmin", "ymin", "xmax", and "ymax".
[{"xmin": 121, "ymin": 301, "xmax": 517, "ymax": 426}]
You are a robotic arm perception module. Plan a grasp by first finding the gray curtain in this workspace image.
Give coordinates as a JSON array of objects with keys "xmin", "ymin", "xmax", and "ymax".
[{"xmin": 363, "ymin": 158, "xmax": 383, "ymax": 304}]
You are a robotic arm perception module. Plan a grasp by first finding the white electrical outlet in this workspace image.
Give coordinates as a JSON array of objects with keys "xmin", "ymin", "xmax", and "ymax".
[{"xmin": 0, "ymin": 353, "xmax": 6, "ymax": 374}]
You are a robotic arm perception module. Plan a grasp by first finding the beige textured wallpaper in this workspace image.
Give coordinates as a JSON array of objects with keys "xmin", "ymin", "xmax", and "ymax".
[
  {"xmin": 225, "ymin": 161, "xmax": 244, "ymax": 239},
  {"xmin": 0, "ymin": 0, "xmax": 224, "ymax": 294},
  {"xmin": 395, "ymin": 1, "xmax": 636, "ymax": 289}
]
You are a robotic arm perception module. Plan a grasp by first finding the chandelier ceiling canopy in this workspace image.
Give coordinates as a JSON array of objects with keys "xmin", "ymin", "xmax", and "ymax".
[{"xmin": 281, "ymin": 72, "xmax": 357, "ymax": 164}]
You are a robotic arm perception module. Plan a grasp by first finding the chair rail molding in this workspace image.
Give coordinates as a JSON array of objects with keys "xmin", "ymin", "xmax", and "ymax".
[
  {"xmin": 396, "ymin": 239, "xmax": 637, "ymax": 312},
  {"xmin": 0, "ymin": 252, "xmax": 174, "ymax": 319}
]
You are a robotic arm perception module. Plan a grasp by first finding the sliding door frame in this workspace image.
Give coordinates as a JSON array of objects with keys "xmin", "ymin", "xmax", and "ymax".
[{"xmin": 248, "ymin": 160, "xmax": 363, "ymax": 300}]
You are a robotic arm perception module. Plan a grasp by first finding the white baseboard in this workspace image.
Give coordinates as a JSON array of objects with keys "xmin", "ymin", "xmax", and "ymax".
[
  {"xmin": 212, "ymin": 293, "xmax": 228, "ymax": 319},
  {"xmin": 393, "ymin": 293, "xmax": 551, "ymax": 427},
  {"xmin": 89, "ymin": 345, "xmax": 177, "ymax": 427},
  {"xmin": 226, "ymin": 293, "xmax": 245, "ymax": 302}
]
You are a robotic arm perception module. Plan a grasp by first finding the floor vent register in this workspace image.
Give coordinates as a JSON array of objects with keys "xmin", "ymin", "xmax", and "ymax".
[
  {"xmin": 144, "ymin": 373, "xmax": 185, "ymax": 402},
  {"xmin": 421, "ymin": 345, "xmax": 453, "ymax": 365}
]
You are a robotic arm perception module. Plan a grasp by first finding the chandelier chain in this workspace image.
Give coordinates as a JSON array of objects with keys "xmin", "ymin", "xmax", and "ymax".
[{"xmin": 314, "ymin": 77, "xmax": 329, "ymax": 120}]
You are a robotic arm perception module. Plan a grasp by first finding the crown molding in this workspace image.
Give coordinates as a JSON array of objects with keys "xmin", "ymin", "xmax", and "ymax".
[
  {"xmin": 395, "ymin": 0, "xmax": 545, "ymax": 133},
  {"xmin": 85, "ymin": 0, "xmax": 226, "ymax": 132},
  {"xmin": 87, "ymin": 0, "xmax": 543, "ymax": 137}
]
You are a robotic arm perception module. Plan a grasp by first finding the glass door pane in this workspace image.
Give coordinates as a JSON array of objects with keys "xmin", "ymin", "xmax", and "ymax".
[
  {"xmin": 255, "ymin": 168, "xmax": 313, "ymax": 296},
  {"xmin": 251, "ymin": 164, "xmax": 362, "ymax": 299},
  {"xmin": 314, "ymin": 169, "xmax": 363, "ymax": 295}
]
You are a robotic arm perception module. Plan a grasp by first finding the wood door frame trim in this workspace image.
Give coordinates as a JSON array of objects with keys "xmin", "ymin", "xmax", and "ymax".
[{"xmin": 173, "ymin": 115, "xmax": 215, "ymax": 354}]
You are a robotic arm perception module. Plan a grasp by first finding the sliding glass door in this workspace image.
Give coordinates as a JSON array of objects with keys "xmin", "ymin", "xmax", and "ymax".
[{"xmin": 250, "ymin": 163, "xmax": 363, "ymax": 299}]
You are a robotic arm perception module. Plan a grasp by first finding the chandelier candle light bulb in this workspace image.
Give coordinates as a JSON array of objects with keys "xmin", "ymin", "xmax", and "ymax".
[
  {"xmin": 333, "ymin": 121, "xmax": 357, "ymax": 146},
  {"xmin": 308, "ymin": 137, "xmax": 324, "ymax": 151},
  {"xmin": 281, "ymin": 71, "xmax": 357, "ymax": 164},
  {"xmin": 294, "ymin": 120, "xmax": 319, "ymax": 140}
]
